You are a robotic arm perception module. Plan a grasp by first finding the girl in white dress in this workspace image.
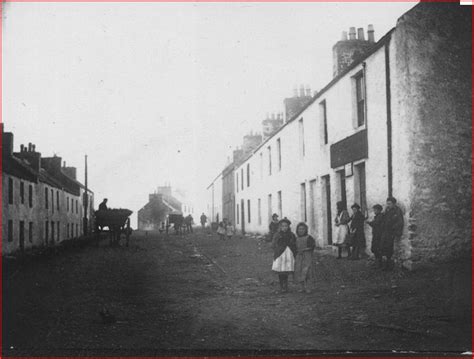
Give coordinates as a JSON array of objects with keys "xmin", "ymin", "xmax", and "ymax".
[{"xmin": 334, "ymin": 201, "xmax": 351, "ymax": 259}]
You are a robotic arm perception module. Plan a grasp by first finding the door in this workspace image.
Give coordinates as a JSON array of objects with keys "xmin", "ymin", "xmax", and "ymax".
[
  {"xmin": 309, "ymin": 180, "xmax": 317, "ymax": 234},
  {"xmin": 338, "ymin": 169, "xmax": 347, "ymax": 208},
  {"xmin": 19, "ymin": 221, "xmax": 25, "ymax": 251},
  {"xmin": 322, "ymin": 175, "xmax": 332, "ymax": 245},
  {"xmin": 240, "ymin": 199, "xmax": 245, "ymax": 234}
]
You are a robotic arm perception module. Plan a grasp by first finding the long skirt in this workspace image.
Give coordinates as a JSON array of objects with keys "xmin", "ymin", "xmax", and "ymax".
[
  {"xmin": 334, "ymin": 224, "xmax": 349, "ymax": 246},
  {"xmin": 272, "ymin": 246, "xmax": 295, "ymax": 272},
  {"xmin": 294, "ymin": 251, "xmax": 314, "ymax": 283}
]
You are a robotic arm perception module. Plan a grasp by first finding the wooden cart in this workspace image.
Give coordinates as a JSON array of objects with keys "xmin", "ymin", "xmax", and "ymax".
[{"xmin": 94, "ymin": 208, "xmax": 133, "ymax": 246}]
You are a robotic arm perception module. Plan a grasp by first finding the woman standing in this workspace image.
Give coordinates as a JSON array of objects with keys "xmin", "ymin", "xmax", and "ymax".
[
  {"xmin": 334, "ymin": 201, "xmax": 351, "ymax": 259},
  {"xmin": 272, "ymin": 218, "xmax": 297, "ymax": 293},
  {"xmin": 349, "ymin": 203, "xmax": 366, "ymax": 260},
  {"xmin": 294, "ymin": 222, "xmax": 316, "ymax": 293}
]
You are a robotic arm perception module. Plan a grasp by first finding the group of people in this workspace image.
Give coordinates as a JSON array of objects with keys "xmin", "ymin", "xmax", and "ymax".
[
  {"xmin": 269, "ymin": 214, "xmax": 316, "ymax": 294},
  {"xmin": 216, "ymin": 219, "xmax": 236, "ymax": 240},
  {"xmin": 333, "ymin": 196, "xmax": 404, "ymax": 270},
  {"xmin": 269, "ymin": 196, "xmax": 404, "ymax": 294}
]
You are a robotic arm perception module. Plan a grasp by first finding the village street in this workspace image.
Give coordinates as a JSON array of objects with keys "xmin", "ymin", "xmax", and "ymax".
[{"xmin": 3, "ymin": 229, "xmax": 471, "ymax": 356}]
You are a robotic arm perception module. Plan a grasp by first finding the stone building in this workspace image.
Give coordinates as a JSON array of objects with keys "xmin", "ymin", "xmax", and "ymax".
[
  {"xmin": 283, "ymin": 85, "xmax": 313, "ymax": 122},
  {"xmin": 232, "ymin": 3, "xmax": 471, "ymax": 268},
  {"xmin": 2, "ymin": 127, "xmax": 95, "ymax": 254}
]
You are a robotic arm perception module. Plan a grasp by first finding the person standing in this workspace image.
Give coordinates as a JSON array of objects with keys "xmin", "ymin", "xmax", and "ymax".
[
  {"xmin": 98, "ymin": 198, "xmax": 108, "ymax": 211},
  {"xmin": 294, "ymin": 222, "xmax": 316, "ymax": 294},
  {"xmin": 380, "ymin": 197, "xmax": 404, "ymax": 270},
  {"xmin": 349, "ymin": 203, "xmax": 366, "ymax": 260},
  {"xmin": 267, "ymin": 213, "xmax": 279, "ymax": 242},
  {"xmin": 334, "ymin": 201, "xmax": 351, "ymax": 259},
  {"xmin": 185, "ymin": 214, "xmax": 194, "ymax": 233},
  {"xmin": 271, "ymin": 218, "xmax": 297, "ymax": 294},
  {"xmin": 200, "ymin": 213, "xmax": 207, "ymax": 229},
  {"xmin": 226, "ymin": 221, "xmax": 235, "ymax": 240},
  {"xmin": 217, "ymin": 221, "xmax": 226, "ymax": 240},
  {"xmin": 367, "ymin": 204, "xmax": 384, "ymax": 268}
]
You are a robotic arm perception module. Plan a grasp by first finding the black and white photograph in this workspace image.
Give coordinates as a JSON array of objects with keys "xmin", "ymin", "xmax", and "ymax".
[{"xmin": 2, "ymin": 1, "xmax": 472, "ymax": 356}]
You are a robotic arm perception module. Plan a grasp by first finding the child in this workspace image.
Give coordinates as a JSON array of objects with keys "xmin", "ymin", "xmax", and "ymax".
[
  {"xmin": 294, "ymin": 222, "xmax": 316, "ymax": 293},
  {"xmin": 216, "ymin": 221, "xmax": 226, "ymax": 240},
  {"xmin": 349, "ymin": 203, "xmax": 366, "ymax": 260},
  {"xmin": 334, "ymin": 201, "xmax": 351, "ymax": 259},
  {"xmin": 271, "ymin": 218, "xmax": 297, "ymax": 293},
  {"xmin": 226, "ymin": 221, "xmax": 235, "ymax": 240},
  {"xmin": 367, "ymin": 204, "xmax": 384, "ymax": 268}
]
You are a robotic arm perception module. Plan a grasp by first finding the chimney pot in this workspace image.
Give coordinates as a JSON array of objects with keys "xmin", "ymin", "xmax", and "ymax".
[
  {"xmin": 32, "ymin": 144, "xmax": 36, "ymax": 152},
  {"xmin": 20, "ymin": 144, "xmax": 25, "ymax": 152},
  {"xmin": 368, "ymin": 24, "xmax": 375, "ymax": 43},
  {"xmin": 305, "ymin": 86, "xmax": 311, "ymax": 97},
  {"xmin": 341, "ymin": 31, "xmax": 348, "ymax": 41},
  {"xmin": 357, "ymin": 28, "xmax": 365, "ymax": 41},
  {"xmin": 349, "ymin": 27, "xmax": 356, "ymax": 40},
  {"xmin": 28, "ymin": 142, "xmax": 32, "ymax": 152}
]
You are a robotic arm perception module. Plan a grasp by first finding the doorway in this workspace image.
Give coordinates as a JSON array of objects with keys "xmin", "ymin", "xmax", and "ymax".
[
  {"xmin": 322, "ymin": 175, "xmax": 332, "ymax": 245},
  {"xmin": 240, "ymin": 199, "xmax": 245, "ymax": 234}
]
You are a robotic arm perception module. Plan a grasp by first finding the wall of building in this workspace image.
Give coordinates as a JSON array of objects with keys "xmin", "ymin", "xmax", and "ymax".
[{"xmin": 390, "ymin": 3, "xmax": 472, "ymax": 268}]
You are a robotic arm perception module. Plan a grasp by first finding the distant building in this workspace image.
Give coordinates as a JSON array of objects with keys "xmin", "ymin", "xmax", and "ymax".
[
  {"xmin": 137, "ymin": 186, "xmax": 192, "ymax": 230},
  {"xmin": 262, "ymin": 113, "xmax": 284, "ymax": 140},
  {"xmin": 283, "ymin": 85, "xmax": 313, "ymax": 123},
  {"xmin": 2, "ymin": 126, "xmax": 94, "ymax": 254}
]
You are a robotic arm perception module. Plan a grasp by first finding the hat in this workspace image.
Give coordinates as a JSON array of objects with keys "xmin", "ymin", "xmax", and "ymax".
[
  {"xmin": 372, "ymin": 204, "xmax": 383, "ymax": 211},
  {"xmin": 279, "ymin": 217, "xmax": 291, "ymax": 225},
  {"xmin": 386, "ymin": 196, "xmax": 397, "ymax": 204},
  {"xmin": 351, "ymin": 203, "xmax": 361, "ymax": 210},
  {"xmin": 272, "ymin": 213, "xmax": 279, "ymax": 219}
]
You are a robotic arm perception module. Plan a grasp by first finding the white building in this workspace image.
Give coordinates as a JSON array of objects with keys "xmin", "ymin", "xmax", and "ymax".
[{"xmin": 233, "ymin": 3, "xmax": 471, "ymax": 268}]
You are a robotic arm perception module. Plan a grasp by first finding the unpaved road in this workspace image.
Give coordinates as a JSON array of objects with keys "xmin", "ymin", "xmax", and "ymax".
[{"xmin": 3, "ymin": 229, "xmax": 471, "ymax": 356}]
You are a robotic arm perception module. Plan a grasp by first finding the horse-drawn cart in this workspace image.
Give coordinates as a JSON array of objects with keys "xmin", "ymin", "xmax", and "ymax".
[{"xmin": 94, "ymin": 208, "xmax": 133, "ymax": 246}]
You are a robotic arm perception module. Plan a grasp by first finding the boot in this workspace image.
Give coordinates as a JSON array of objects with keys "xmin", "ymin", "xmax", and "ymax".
[
  {"xmin": 352, "ymin": 246, "xmax": 360, "ymax": 260},
  {"xmin": 278, "ymin": 275, "xmax": 285, "ymax": 293},
  {"xmin": 282, "ymin": 276, "xmax": 289, "ymax": 293}
]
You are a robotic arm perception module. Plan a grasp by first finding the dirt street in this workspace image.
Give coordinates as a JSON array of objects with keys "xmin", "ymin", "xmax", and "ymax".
[{"xmin": 3, "ymin": 229, "xmax": 471, "ymax": 356}]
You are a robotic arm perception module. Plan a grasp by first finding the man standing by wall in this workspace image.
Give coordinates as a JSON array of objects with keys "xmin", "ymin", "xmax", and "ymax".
[{"xmin": 381, "ymin": 197, "xmax": 404, "ymax": 270}]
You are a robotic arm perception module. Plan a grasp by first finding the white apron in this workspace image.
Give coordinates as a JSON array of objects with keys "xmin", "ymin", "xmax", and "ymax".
[{"xmin": 272, "ymin": 246, "xmax": 295, "ymax": 272}]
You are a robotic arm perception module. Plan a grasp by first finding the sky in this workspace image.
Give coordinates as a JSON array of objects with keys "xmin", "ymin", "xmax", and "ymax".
[{"xmin": 3, "ymin": 1, "xmax": 417, "ymax": 226}]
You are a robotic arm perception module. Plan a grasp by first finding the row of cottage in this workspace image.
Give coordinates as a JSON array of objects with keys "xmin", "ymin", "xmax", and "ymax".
[
  {"xmin": 206, "ymin": 3, "xmax": 471, "ymax": 269},
  {"xmin": 2, "ymin": 125, "xmax": 95, "ymax": 255}
]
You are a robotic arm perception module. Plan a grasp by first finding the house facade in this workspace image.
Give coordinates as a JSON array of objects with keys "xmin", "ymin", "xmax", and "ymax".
[
  {"xmin": 2, "ymin": 128, "xmax": 95, "ymax": 254},
  {"xmin": 233, "ymin": 3, "xmax": 471, "ymax": 268}
]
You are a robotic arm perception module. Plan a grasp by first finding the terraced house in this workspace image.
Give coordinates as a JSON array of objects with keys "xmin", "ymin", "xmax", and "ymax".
[
  {"xmin": 2, "ymin": 126, "xmax": 95, "ymax": 255},
  {"xmin": 231, "ymin": 3, "xmax": 470, "ymax": 269}
]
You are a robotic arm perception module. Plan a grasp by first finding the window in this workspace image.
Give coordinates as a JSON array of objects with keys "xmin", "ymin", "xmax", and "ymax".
[
  {"xmin": 337, "ymin": 169, "xmax": 347, "ymax": 209},
  {"xmin": 67, "ymin": 197, "xmax": 69, "ymax": 212},
  {"xmin": 299, "ymin": 118, "xmax": 305, "ymax": 157},
  {"xmin": 75, "ymin": 199, "xmax": 78, "ymax": 214},
  {"xmin": 8, "ymin": 220, "xmax": 13, "ymax": 242},
  {"xmin": 45, "ymin": 188, "xmax": 49, "ymax": 209},
  {"xmin": 8, "ymin": 178, "xmax": 13, "ymax": 204},
  {"xmin": 51, "ymin": 221, "xmax": 55, "ymax": 242},
  {"xmin": 320, "ymin": 100, "xmax": 328, "ymax": 145},
  {"xmin": 268, "ymin": 194, "xmax": 272, "ymax": 222},
  {"xmin": 28, "ymin": 185, "xmax": 33, "ymax": 208},
  {"xmin": 51, "ymin": 189, "xmax": 54, "ymax": 213},
  {"xmin": 276, "ymin": 139, "xmax": 282, "ymax": 171},
  {"xmin": 236, "ymin": 173, "xmax": 239, "ymax": 193},
  {"xmin": 277, "ymin": 191, "xmax": 282, "ymax": 218},
  {"xmin": 57, "ymin": 222, "xmax": 60, "ymax": 241},
  {"xmin": 259, "ymin": 153, "xmax": 263, "ymax": 179},
  {"xmin": 236, "ymin": 204, "xmax": 239, "ymax": 224},
  {"xmin": 71, "ymin": 223, "xmax": 74, "ymax": 238},
  {"xmin": 247, "ymin": 199, "xmax": 251, "ymax": 223},
  {"xmin": 29, "ymin": 222, "xmax": 33, "ymax": 243},
  {"xmin": 76, "ymin": 224, "xmax": 79, "ymax": 237},
  {"xmin": 258, "ymin": 198, "xmax": 262, "ymax": 225},
  {"xmin": 45, "ymin": 221, "xmax": 49, "ymax": 243},
  {"xmin": 67, "ymin": 224, "xmax": 70, "ymax": 239},
  {"xmin": 267, "ymin": 146, "xmax": 272, "ymax": 176},
  {"xmin": 246, "ymin": 164, "xmax": 250, "ymax": 187},
  {"xmin": 56, "ymin": 191, "xmax": 60, "ymax": 212},
  {"xmin": 355, "ymin": 72, "xmax": 365, "ymax": 127},
  {"xmin": 301, "ymin": 183, "xmax": 307, "ymax": 222},
  {"xmin": 241, "ymin": 168, "xmax": 244, "ymax": 190},
  {"xmin": 20, "ymin": 182, "xmax": 24, "ymax": 204}
]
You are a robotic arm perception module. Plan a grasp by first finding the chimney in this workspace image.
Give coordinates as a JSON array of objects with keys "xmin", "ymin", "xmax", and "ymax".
[
  {"xmin": 20, "ymin": 144, "xmax": 25, "ymax": 152},
  {"xmin": 349, "ymin": 27, "xmax": 356, "ymax": 40},
  {"xmin": 305, "ymin": 86, "xmax": 311, "ymax": 97},
  {"xmin": 28, "ymin": 142, "xmax": 32, "ymax": 152},
  {"xmin": 32, "ymin": 144, "xmax": 36, "ymax": 152},
  {"xmin": 63, "ymin": 161, "xmax": 66, "ymax": 167},
  {"xmin": 3, "ymin": 132, "xmax": 14, "ymax": 157},
  {"xmin": 299, "ymin": 85, "xmax": 305, "ymax": 97},
  {"xmin": 341, "ymin": 31, "xmax": 348, "ymax": 41},
  {"xmin": 368, "ymin": 24, "xmax": 375, "ymax": 43},
  {"xmin": 63, "ymin": 166, "xmax": 77, "ymax": 180},
  {"xmin": 357, "ymin": 28, "xmax": 365, "ymax": 41}
]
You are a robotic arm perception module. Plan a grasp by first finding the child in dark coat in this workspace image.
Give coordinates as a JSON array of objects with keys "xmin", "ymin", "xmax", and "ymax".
[{"xmin": 367, "ymin": 204, "xmax": 384, "ymax": 268}]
